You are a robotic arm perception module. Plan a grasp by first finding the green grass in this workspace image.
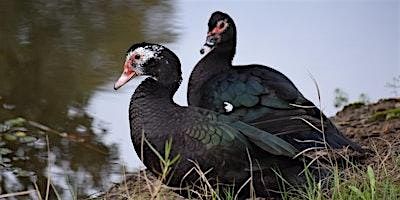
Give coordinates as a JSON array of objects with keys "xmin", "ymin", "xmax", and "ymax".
[
  {"xmin": 369, "ymin": 108, "xmax": 400, "ymax": 122},
  {"xmin": 4, "ymin": 124, "xmax": 399, "ymax": 200},
  {"xmin": 278, "ymin": 159, "xmax": 400, "ymax": 200},
  {"xmin": 99, "ymin": 136, "xmax": 400, "ymax": 200}
]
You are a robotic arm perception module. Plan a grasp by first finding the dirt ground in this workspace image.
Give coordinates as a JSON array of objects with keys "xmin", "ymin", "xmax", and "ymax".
[
  {"xmin": 331, "ymin": 98, "xmax": 400, "ymax": 188},
  {"xmin": 99, "ymin": 98, "xmax": 400, "ymax": 199},
  {"xmin": 333, "ymin": 98, "xmax": 400, "ymax": 167},
  {"xmin": 335, "ymin": 98, "xmax": 400, "ymax": 145}
]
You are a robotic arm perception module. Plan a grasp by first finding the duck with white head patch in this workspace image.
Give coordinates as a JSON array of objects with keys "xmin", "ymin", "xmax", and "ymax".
[{"xmin": 113, "ymin": 42, "xmax": 326, "ymax": 198}]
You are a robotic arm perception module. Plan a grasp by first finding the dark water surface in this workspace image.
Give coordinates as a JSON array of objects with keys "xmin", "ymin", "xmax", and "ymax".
[{"xmin": 0, "ymin": 0, "xmax": 178, "ymax": 198}]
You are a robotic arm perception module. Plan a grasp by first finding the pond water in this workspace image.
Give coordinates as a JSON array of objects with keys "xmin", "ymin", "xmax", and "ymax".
[{"xmin": 0, "ymin": 0, "xmax": 398, "ymax": 199}]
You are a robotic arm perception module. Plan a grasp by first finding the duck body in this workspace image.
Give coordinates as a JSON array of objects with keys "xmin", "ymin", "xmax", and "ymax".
[
  {"xmin": 130, "ymin": 78, "xmax": 304, "ymax": 194},
  {"xmin": 115, "ymin": 43, "xmax": 306, "ymax": 198},
  {"xmin": 188, "ymin": 11, "xmax": 362, "ymax": 152},
  {"xmin": 189, "ymin": 61, "xmax": 359, "ymax": 151},
  {"xmin": 129, "ymin": 78, "xmax": 250, "ymax": 185}
]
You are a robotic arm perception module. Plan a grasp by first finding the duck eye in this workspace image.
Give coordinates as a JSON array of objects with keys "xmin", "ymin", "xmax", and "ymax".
[
  {"xmin": 219, "ymin": 22, "xmax": 225, "ymax": 29},
  {"xmin": 134, "ymin": 54, "xmax": 141, "ymax": 60}
]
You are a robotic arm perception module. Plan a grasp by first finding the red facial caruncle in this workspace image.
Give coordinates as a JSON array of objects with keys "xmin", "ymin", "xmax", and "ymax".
[
  {"xmin": 114, "ymin": 52, "xmax": 138, "ymax": 90},
  {"xmin": 208, "ymin": 19, "xmax": 229, "ymax": 37}
]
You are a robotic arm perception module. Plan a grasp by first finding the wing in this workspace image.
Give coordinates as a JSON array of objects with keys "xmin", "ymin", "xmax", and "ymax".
[
  {"xmin": 191, "ymin": 65, "xmax": 362, "ymax": 151},
  {"xmin": 182, "ymin": 107, "xmax": 298, "ymax": 158},
  {"xmin": 195, "ymin": 65, "xmax": 314, "ymax": 121}
]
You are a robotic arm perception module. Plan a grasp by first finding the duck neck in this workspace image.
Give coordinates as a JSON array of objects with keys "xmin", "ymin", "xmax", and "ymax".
[
  {"xmin": 132, "ymin": 78, "xmax": 179, "ymax": 106},
  {"xmin": 129, "ymin": 78, "xmax": 181, "ymax": 148},
  {"xmin": 213, "ymin": 39, "xmax": 236, "ymax": 63},
  {"xmin": 188, "ymin": 40, "xmax": 236, "ymax": 105}
]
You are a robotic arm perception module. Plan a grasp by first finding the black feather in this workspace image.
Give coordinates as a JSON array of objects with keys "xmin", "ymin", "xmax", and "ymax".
[
  {"xmin": 120, "ymin": 43, "xmax": 307, "ymax": 198},
  {"xmin": 188, "ymin": 12, "xmax": 363, "ymax": 153}
]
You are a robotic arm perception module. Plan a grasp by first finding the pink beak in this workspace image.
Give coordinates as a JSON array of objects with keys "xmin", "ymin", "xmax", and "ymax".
[{"xmin": 114, "ymin": 62, "xmax": 137, "ymax": 90}]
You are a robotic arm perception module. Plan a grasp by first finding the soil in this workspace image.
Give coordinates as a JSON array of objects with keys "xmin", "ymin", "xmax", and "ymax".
[
  {"xmin": 98, "ymin": 98, "xmax": 400, "ymax": 199},
  {"xmin": 332, "ymin": 98, "xmax": 400, "ymax": 185}
]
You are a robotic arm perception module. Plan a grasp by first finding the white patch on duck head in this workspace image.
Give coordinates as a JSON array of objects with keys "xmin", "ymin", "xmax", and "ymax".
[
  {"xmin": 223, "ymin": 101, "xmax": 233, "ymax": 113},
  {"xmin": 126, "ymin": 45, "xmax": 164, "ymax": 74},
  {"xmin": 200, "ymin": 44, "xmax": 214, "ymax": 56}
]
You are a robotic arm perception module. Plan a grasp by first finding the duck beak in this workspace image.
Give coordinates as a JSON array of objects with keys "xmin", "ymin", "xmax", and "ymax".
[
  {"xmin": 114, "ymin": 62, "xmax": 137, "ymax": 90},
  {"xmin": 200, "ymin": 35, "xmax": 217, "ymax": 55}
]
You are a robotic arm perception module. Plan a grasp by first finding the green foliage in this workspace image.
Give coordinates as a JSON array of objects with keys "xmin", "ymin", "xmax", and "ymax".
[
  {"xmin": 0, "ymin": 117, "xmax": 26, "ymax": 132},
  {"xmin": 369, "ymin": 108, "xmax": 400, "ymax": 122},
  {"xmin": 385, "ymin": 75, "xmax": 400, "ymax": 96},
  {"xmin": 333, "ymin": 89, "xmax": 370, "ymax": 109},
  {"xmin": 334, "ymin": 88, "xmax": 349, "ymax": 108},
  {"xmin": 145, "ymin": 137, "xmax": 181, "ymax": 184},
  {"xmin": 0, "ymin": 117, "xmax": 42, "ymax": 177},
  {"xmin": 347, "ymin": 166, "xmax": 376, "ymax": 200},
  {"xmin": 0, "ymin": 147, "xmax": 12, "ymax": 155},
  {"xmin": 358, "ymin": 93, "xmax": 370, "ymax": 104},
  {"xmin": 222, "ymin": 185, "xmax": 235, "ymax": 200},
  {"xmin": 278, "ymin": 164, "xmax": 400, "ymax": 200}
]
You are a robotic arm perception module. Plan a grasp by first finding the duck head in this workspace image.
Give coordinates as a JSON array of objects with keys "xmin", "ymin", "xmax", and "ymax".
[
  {"xmin": 200, "ymin": 11, "xmax": 237, "ymax": 55},
  {"xmin": 114, "ymin": 42, "xmax": 182, "ymax": 90}
]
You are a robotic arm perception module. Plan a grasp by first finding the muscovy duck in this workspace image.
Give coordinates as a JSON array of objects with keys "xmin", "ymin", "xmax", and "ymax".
[
  {"xmin": 188, "ymin": 11, "xmax": 362, "ymax": 152},
  {"xmin": 114, "ymin": 42, "xmax": 313, "ymax": 198}
]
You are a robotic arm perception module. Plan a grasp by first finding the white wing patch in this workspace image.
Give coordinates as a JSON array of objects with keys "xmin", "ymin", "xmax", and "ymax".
[{"xmin": 223, "ymin": 102, "xmax": 233, "ymax": 113}]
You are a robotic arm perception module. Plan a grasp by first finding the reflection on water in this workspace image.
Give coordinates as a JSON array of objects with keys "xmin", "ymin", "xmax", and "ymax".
[{"xmin": 0, "ymin": 0, "xmax": 178, "ymax": 198}]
